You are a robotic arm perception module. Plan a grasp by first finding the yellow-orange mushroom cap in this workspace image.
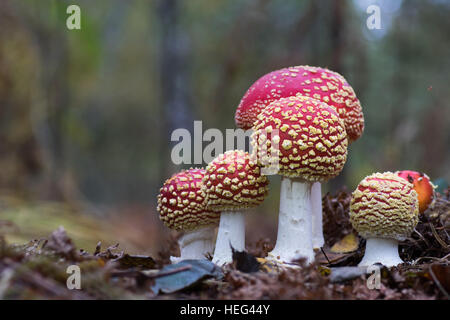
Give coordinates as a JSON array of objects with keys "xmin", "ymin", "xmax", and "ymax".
[
  {"xmin": 396, "ymin": 170, "xmax": 435, "ymax": 213},
  {"xmin": 350, "ymin": 172, "xmax": 419, "ymax": 241}
]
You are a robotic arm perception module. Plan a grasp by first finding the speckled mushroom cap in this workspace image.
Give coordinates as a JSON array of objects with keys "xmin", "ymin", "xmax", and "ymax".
[
  {"xmin": 157, "ymin": 168, "xmax": 220, "ymax": 231},
  {"xmin": 235, "ymin": 65, "xmax": 364, "ymax": 143},
  {"xmin": 350, "ymin": 172, "xmax": 419, "ymax": 241},
  {"xmin": 203, "ymin": 150, "xmax": 269, "ymax": 211},
  {"xmin": 251, "ymin": 95, "xmax": 348, "ymax": 182}
]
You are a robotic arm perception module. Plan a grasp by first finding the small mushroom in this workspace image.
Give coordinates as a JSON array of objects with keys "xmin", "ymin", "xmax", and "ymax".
[
  {"xmin": 252, "ymin": 95, "xmax": 348, "ymax": 264},
  {"xmin": 235, "ymin": 65, "xmax": 364, "ymax": 249},
  {"xmin": 396, "ymin": 170, "xmax": 436, "ymax": 213},
  {"xmin": 203, "ymin": 150, "xmax": 269, "ymax": 266},
  {"xmin": 350, "ymin": 172, "xmax": 419, "ymax": 267},
  {"xmin": 157, "ymin": 168, "xmax": 220, "ymax": 263}
]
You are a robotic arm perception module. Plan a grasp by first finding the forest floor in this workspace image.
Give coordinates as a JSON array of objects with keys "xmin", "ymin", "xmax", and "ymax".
[{"xmin": 0, "ymin": 189, "xmax": 448, "ymax": 300}]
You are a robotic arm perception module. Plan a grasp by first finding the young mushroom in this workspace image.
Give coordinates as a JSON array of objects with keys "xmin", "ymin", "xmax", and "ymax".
[
  {"xmin": 157, "ymin": 168, "xmax": 220, "ymax": 263},
  {"xmin": 235, "ymin": 65, "xmax": 364, "ymax": 249},
  {"xmin": 350, "ymin": 172, "xmax": 419, "ymax": 267},
  {"xmin": 251, "ymin": 95, "xmax": 348, "ymax": 264},
  {"xmin": 396, "ymin": 170, "xmax": 436, "ymax": 213},
  {"xmin": 203, "ymin": 150, "xmax": 269, "ymax": 266}
]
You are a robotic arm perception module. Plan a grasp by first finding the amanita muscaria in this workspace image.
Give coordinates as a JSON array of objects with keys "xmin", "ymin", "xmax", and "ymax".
[
  {"xmin": 251, "ymin": 95, "xmax": 348, "ymax": 264},
  {"xmin": 235, "ymin": 65, "xmax": 364, "ymax": 249},
  {"xmin": 203, "ymin": 150, "xmax": 269, "ymax": 266},
  {"xmin": 157, "ymin": 168, "xmax": 220, "ymax": 263},
  {"xmin": 396, "ymin": 170, "xmax": 435, "ymax": 213},
  {"xmin": 350, "ymin": 172, "xmax": 419, "ymax": 267}
]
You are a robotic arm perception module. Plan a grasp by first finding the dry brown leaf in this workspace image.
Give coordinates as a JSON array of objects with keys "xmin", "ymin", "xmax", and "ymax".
[{"xmin": 330, "ymin": 233, "xmax": 359, "ymax": 253}]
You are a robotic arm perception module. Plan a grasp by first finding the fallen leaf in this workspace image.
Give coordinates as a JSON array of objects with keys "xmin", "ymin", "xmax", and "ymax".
[
  {"xmin": 150, "ymin": 260, "xmax": 223, "ymax": 294},
  {"xmin": 114, "ymin": 254, "xmax": 156, "ymax": 270},
  {"xmin": 45, "ymin": 226, "xmax": 80, "ymax": 261},
  {"xmin": 318, "ymin": 266, "xmax": 331, "ymax": 276},
  {"xmin": 329, "ymin": 266, "xmax": 367, "ymax": 283},
  {"xmin": 330, "ymin": 233, "xmax": 359, "ymax": 253},
  {"xmin": 256, "ymin": 258, "xmax": 281, "ymax": 274},
  {"xmin": 232, "ymin": 247, "xmax": 260, "ymax": 273},
  {"xmin": 316, "ymin": 246, "xmax": 362, "ymax": 267}
]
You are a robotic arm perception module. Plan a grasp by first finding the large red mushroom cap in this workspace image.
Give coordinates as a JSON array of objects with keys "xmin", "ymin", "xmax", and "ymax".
[
  {"xmin": 157, "ymin": 168, "xmax": 220, "ymax": 231},
  {"xmin": 396, "ymin": 170, "xmax": 435, "ymax": 213},
  {"xmin": 235, "ymin": 65, "xmax": 364, "ymax": 142},
  {"xmin": 251, "ymin": 95, "xmax": 348, "ymax": 182},
  {"xmin": 203, "ymin": 150, "xmax": 269, "ymax": 211}
]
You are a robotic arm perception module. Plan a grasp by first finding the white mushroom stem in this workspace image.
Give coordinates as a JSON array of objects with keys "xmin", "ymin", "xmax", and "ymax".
[
  {"xmin": 311, "ymin": 181, "xmax": 325, "ymax": 249},
  {"xmin": 170, "ymin": 226, "xmax": 216, "ymax": 264},
  {"xmin": 358, "ymin": 238, "xmax": 403, "ymax": 267},
  {"xmin": 269, "ymin": 177, "xmax": 314, "ymax": 264},
  {"xmin": 212, "ymin": 211, "xmax": 245, "ymax": 266}
]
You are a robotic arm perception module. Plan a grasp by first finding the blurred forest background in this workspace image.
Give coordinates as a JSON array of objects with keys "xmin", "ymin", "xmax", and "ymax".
[{"xmin": 0, "ymin": 0, "xmax": 449, "ymax": 255}]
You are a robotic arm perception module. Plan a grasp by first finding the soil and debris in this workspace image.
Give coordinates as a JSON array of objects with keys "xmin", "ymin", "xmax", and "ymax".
[{"xmin": 0, "ymin": 188, "xmax": 448, "ymax": 300}]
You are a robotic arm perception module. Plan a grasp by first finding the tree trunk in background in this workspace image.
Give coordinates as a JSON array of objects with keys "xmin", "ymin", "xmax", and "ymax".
[
  {"xmin": 157, "ymin": 0, "xmax": 194, "ymax": 181},
  {"xmin": 330, "ymin": 0, "xmax": 344, "ymax": 73},
  {"xmin": 28, "ymin": 21, "xmax": 70, "ymax": 201},
  {"xmin": 17, "ymin": 0, "xmax": 81, "ymax": 202},
  {"xmin": 101, "ymin": 0, "xmax": 130, "ymax": 77},
  {"xmin": 47, "ymin": 36, "xmax": 69, "ymax": 201},
  {"xmin": 0, "ymin": 2, "xmax": 43, "ymax": 193},
  {"xmin": 328, "ymin": 0, "xmax": 347, "ymax": 193}
]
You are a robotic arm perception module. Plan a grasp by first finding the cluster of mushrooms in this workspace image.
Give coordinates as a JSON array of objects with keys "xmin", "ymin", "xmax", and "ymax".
[{"xmin": 157, "ymin": 65, "xmax": 436, "ymax": 268}]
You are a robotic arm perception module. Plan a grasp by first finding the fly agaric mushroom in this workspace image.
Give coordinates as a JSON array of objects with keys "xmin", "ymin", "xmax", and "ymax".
[
  {"xmin": 396, "ymin": 170, "xmax": 435, "ymax": 213},
  {"xmin": 251, "ymin": 95, "xmax": 348, "ymax": 264},
  {"xmin": 157, "ymin": 168, "xmax": 220, "ymax": 263},
  {"xmin": 235, "ymin": 65, "xmax": 364, "ymax": 249},
  {"xmin": 203, "ymin": 150, "xmax": 269, "ymax": 265},
  {"xmin": 235, "ymin": 65, "xmax": 364, "ymax": 140},
  {"xmin": 350, "ymin": 172, "xmax": 419, "ymax": 267}
]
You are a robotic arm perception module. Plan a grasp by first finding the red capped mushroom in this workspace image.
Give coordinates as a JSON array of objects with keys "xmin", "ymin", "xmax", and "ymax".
[
  {"xmin": 235, "ymin": 65, "xmax": 364, "ymax": 249},
  {"xmin": 157, "ymin": 168, "xmax": 220, "ymax": 263},
  {"xmin": 235, "ymin": 65, "xmax": 364, "ymax": 141},
  {"xmin": 396, "ymin": 170, "xmax": 436, "ymax": 213},
  {"xmin": 251, "ymin": 95, "xmax": 348, "ymax": 263},
  {"xmin": 203, "ymin": 150, "xmax": 269, "ymax": 265}
]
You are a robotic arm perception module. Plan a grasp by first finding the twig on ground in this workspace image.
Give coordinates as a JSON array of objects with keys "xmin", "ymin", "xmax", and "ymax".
[
  {"xmin": 429, "ymin": 223, "xmax": 449, "ymax": 250},
  {"xmin": 428, "ymin": 265, "xmax": 450, "ymax": 300}
]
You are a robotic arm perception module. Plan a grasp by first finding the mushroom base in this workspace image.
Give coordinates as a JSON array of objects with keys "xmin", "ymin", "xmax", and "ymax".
[
  {"xmin": 268, "ymin": 177, "xmax": 315, "ymax": 264},
  {"xmin": 358, "ymin": 238, "xmax": 403, "ymax": 267},
  {"xmin": 170, "ymin": 226, "xmax": 216, "ymax": 264},
  {"xmin": 212, "ymin": 211, "xmax": 245, "ymax": 266},
  {"xmin": 311, "ymin": 181, "xmax": 325, "ymax": 249}
]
